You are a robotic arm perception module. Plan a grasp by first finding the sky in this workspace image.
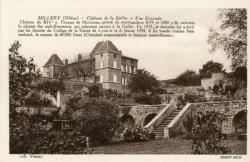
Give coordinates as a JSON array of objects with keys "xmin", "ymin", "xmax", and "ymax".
[{"xmin": 8, "ymin": 8, "xmax": 231, "ymax": 80}]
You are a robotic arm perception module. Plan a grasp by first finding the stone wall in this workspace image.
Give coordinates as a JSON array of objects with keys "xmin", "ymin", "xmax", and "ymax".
[
  {"xmin": 191, "ymin": 100, "xmax": 247, "ymax": 134},
  {"xmin": 119, "ymin": 104, "xmax": 166, "ymax": 127},
  {"xmin": 62, "ymin": 59, "xmax": 95, "ymax": 78},
  {"xmin": 16, "ymin": 106, "xmax": 59, "ymax": 116},
  {"xmin": 167, "ymin": 100, "xmax": 247, "ymax": 138},
  {"xmin": 65, "ymin": 76, "xmax": 95, "ymax": 83},
  {"xmin": 165, "ymin": 86, "xmax": 203, "ymax": 94}
]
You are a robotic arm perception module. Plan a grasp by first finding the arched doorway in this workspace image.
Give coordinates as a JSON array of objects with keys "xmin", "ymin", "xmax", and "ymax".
[
  {"xmin": 143, "ymin": 113, "xmax": 157, "ymax": 126},
  {"xmin": 120, "ymin": 114, "xmax": 135, "ymax": 129},
  {"xmin": 233, "ymin": 110, "xmax": 247, "ymax": 135}
]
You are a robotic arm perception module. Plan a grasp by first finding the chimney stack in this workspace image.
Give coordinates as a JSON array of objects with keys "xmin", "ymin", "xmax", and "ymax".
[
  {"xmin": 78, "ymin": 54, "xmax": 82, "ymax": 62},
  {"xmin": 64, "ymin": 59, "xmax": 68, "ymax": 65}
]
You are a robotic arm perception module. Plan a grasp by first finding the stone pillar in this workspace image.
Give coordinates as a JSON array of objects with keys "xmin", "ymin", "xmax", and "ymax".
[
  {"xmin": 164, "ymin": 127, "xmax": 170, "ymax": 138},
  {"xmin": 56, "ymin": 91, "xmax": 60, "ymax": 107}
]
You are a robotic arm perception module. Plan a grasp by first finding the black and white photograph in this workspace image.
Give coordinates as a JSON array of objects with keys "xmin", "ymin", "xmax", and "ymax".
[{"xmin": 0, "ymin": 0, "xmax": 249, "ymax": 161}]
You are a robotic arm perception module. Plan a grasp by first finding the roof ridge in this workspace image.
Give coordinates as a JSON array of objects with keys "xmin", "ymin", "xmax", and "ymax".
[
  {"xmin": 97, "ymin": 41, "xmax": 104, "ymax": 53},
  {"xmin": 106, "ymin": 40, "xmax": 109, "ymax": 51},
  {"xmin": 44, "ymin": 53, "xmax": 64, "ymax": 67}
]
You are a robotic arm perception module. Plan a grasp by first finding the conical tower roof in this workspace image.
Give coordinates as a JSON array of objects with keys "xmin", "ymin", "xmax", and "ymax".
[{"xmin": 43, "ymin": 54, "xmax": 64, "ymax": 67}]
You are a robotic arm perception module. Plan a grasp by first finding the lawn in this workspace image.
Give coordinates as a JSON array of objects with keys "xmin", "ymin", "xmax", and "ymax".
[{"xmin": 92, "ymin": 138, "xmax": 246, "ymax": 154}]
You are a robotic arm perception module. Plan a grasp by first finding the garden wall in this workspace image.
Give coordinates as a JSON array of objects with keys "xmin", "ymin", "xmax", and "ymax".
[{"xmin": 166, "ymin": 100, "xmax": 247, "ymax": 138}]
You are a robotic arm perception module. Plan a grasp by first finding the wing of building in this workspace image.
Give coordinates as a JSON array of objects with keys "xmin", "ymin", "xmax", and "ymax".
[{"xmin": 43, "ymin": 40, "xmax": 138, "ymax": 93}]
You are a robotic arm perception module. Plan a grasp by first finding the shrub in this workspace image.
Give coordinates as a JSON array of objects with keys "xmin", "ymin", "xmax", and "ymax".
[
  {"xmin": 177, "ymin": 93, "xmax": 207, "ymax": 108},
  {"xmin": 37, "ymin": 80, "xmax": 65, "ymax": 97},
  {"xmin": 121, "ymin": 126, "xmax": 153, "ymax": 142},
  {"xmin": 88, "ymin": 84, "xmax": 103, "ymax": 98},
  {"xmin": 30, "ymin": 132, "xmax": 87, "ymax": 154},
  {"xmin": 10, "ymin": 112, "xmax": 31, "ymax": 153},
  {"xmin": 65, "ymin": 98, "xmax": 120, "ymax": 145},
  {"xmin": 189, "ymin": 111, "xmax": 231, "ymax": 154},
  {"xmin": 24, "ymin": 92, "xmax": 53, "ymax": 107},
  {"xmin": 134, "ymin": 94, "xmax": 161, "ymax": 105},
  {"xmin": 10, "ymin": 112, "xmax": 89, "ymax": 154},
  {"xmin": 182, "ymin": 113, "xmax": 194, "ymax": 139},
  {"xmin": 224, "ymin": 85, "xmax": 237, "ymax": 96}
]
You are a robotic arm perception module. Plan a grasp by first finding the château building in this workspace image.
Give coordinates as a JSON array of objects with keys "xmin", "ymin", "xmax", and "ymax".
[{"xmin": 43, "ymin": 40, "xmax": 138, "ymax": 93}]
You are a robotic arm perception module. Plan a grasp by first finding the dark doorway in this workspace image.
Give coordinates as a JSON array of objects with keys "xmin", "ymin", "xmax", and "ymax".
[
  {"xmin": 120, "ymin": 114, "xmax": 135, "ymax": 129},
  {"xmin": 143, "ymin": 113, "xmax": 157, "ymax": 126},
  {"xmin": 233, "ymin": 110, "xmax": 247, "ymax": 135}
]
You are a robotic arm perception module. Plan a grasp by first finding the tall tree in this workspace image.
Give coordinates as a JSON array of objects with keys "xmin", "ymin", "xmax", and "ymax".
[
  {"xmin": 199, "ymin": 60, "xmax": 224, "ymax": 78},
  {"xmin": 208, "ymin": 9, "xmax": 247, "ymax": 70},
  {"xmin": 79, "ymin": 67, "xmax": 92, "ymax": 82},
  {"xmin": 9, "ymin": 41, "xmax": 41, "ymax": 113},
  {"xmin": 175, "ymin": 69, "xmax": 200, "ymax": 86},
  {"xmin": 65, "ymin": 98, "xmax": 120, "ymax": 144},
  {"xmin": 128, "ymin": 68, "xmax": 159, "ymax": 94},
  {"xmin": 232, "ymin": 66, "xmax": 247, "ymax": 81},
  {"xmin": 9, "ymin": 41, "xmax": 41, "ymax": 153}
]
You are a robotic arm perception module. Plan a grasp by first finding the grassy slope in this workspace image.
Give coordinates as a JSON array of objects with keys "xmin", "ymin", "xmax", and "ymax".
[{"xmin": 92, "ymin": 138, "xmax": 246, "ymax": 154}]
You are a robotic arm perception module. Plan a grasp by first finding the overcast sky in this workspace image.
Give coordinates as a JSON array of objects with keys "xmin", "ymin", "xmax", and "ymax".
[{"xmin": 8, "ymin": 8, "xmax": 231, "ymax": 80}]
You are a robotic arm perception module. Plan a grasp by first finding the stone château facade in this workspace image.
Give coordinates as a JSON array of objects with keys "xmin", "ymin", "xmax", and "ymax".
[{"xmin": 43, "ymin": 40, "xmax": 138, "ymax": 93}]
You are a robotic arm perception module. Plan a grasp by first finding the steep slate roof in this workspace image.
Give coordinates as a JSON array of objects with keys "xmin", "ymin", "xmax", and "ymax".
[
  {"xmin": 90, "ymin": 40, "xmax": 121, "ymax": 55},
  {"xmin": 43, "ymin": 54, "xmax": 64, "ymax": 67},
  {"xmin": 90, "ymin": 41, "xmax": 103, "ymax": 55}
]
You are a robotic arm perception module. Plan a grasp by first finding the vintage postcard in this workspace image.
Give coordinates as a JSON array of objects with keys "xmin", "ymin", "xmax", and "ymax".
[{"xmin": 0, "ymin": 0, "xmax": 249, "ymax": 162}]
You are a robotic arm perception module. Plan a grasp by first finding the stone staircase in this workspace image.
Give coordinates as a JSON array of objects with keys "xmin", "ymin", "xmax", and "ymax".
[{"xmin": 153, "ymin": 108, "xmax": 182, "ymax": 139}]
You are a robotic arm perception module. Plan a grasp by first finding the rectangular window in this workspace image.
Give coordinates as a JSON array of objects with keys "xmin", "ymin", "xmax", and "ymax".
[
  {"xmin": 121, "ymin": 65, "xmax": 124, "ymax": 72},
  {"xmin": 125, "ymin": 66, "xmax": 128, "ymax": 73},
  {"xmin": 113, "ymin": 61, "xmax": 117, "ymax": 68},
  {"xmin": 100, "ymin": 61, "xmax": 104, "ymax": 68},
  {"xmin": 131, "ymin": 66, "xmax": 134, "ymax": 74},
  {"xmin": 129, "ymin": 66, "xmax": 132, "ymax": 73},
  {"xmin": 121, "ymin": 77, "xmax": 125, "ymax": 85},
  {"xmin": 113, "ymin": 74, "xmax": 117, "ymax": 82},
  {"xmin": 134, "ymin": 67, "xmax": 137, "ymax": 73},
  {"xmin": 100, "ymin": 74, "xmax": 103, "ymax": 83},
  {"xmin": 125, "ymin": 77, "xmax": 127, "ymax": 86}
]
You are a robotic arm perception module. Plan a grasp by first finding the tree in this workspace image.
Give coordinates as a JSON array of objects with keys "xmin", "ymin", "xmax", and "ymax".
[
  {"xmin": 199, "ymin": 60, "xmax": 224, "ymax": 78},
  {"xmin": 9, "ymin": 41, "xmax": 41, "ymax": 113},
  {"xmin": 232, "ymin": 66, "xmax": 247, "ymax": 81},
  {"xmin": 208, "ymin": 9, "xmax": 247, "ymax": 70},
  {"xmin": 37, "ymin": 80, "xmax": 65, "ymax": 97},
  {"xmin": 9, "ymin": 41, "xmax": 41, "ymax": 153},
  {"xmin": 24, "ymin": 92, "xmax": 53, "ymax": 107},
  {"xmin": 174, "ymin": 69, "xmax": 200, "ymax": 86},
  {"xmin": 133, "ymin": 93, "xmax": 162, "ymax": 105},
  {"xmin": 65, "ymin": 98, "xmax": 120, "ymax": 144},
  {"xmin": 79, "ymin": 67, "xmax": 93, "ymax": 82},
  {"xmin": 128, "ymin": 68, "xmax": 160, "ymax": 94}
]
